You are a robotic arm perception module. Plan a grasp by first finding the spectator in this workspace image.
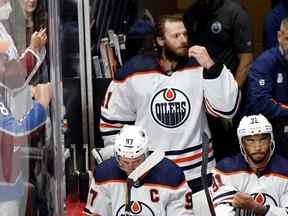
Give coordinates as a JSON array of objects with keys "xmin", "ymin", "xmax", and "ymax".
[
  {"xmin": 244, "ymin": 18, "xmax": 288, "ymax": 158},
  {"xmin": 83, "ymin": 125, "xmax": 193, "ymax": 215},
  {"xmin": 98, "ymin": 14, "xmax": 240, "ymax": 216},
  {"xmin": 18, "ymin": 0, "xmax": 47, "ymax": 49},
  {"xmin": 183, "ymin": 0, "xmax": 253, "ymax": 161},
  {"xmin": 0, "ymin": 81, "xmax": 52, "ymax": 216},
  {"xmin": 18, "ymin": 0, "xmax": 49, "ymax": 84},
  {"xmin": 0, "ymin": 0, "xmax": 47, "ymax": 120},
  {"xmin": 211, "ymin": 114, "xmax": 288, "ymax": 215},
  {"xmin": 263, "ymin": 0, "xmax": 288, "ymax": 50},
  {"xmin": 0, "ymin": 1, "xmax": 49, "ymax": 215}
]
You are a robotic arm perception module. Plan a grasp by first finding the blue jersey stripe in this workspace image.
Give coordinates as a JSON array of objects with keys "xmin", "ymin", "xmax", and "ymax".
[{"xmin": 0, "ymin": 102, "xmax": 47, "ymax": 136}]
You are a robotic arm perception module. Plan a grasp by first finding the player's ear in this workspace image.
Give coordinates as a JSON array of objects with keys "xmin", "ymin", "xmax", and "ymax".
[
  {"xmin": 156, "ymin": 36, "xmax": 164, "ymax": 47},
  {"xmin": 277, "ymin": 31, "xmax": 282, "ymax": 43}
]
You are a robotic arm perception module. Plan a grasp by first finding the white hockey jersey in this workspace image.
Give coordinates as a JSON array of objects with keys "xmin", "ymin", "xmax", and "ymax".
[
  {"xmin": 211, "ymin": 154, "xmax": 288, "ymax": 216},
  {"xmin": 83, "ymin": 157, "xmax": 194, "ymax": 216},
  {"xmin": 100, "ymin": 55, "xmax": 240, "ymax": 182}
]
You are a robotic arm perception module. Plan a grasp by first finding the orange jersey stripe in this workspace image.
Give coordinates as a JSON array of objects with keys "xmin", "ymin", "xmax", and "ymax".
[
  {"xmin": 95, "ymin": 179, "xmax": 187, "ymax": 190},
  {"xmin": 99, "ymin": 123, "xmax": 123, "ymax": 129},
  {"xmin": 213, "ymin": 168, "xmax": 254, "ymax": 176},
  {"xmin": 173, "ymin": 147, "xmax": 213, "ymax": 164},
  {"xmin": 144, "ymin": 180, "xmax": 187, "ymax": 190},
  {"xmin": 271, "ymin": 99, "xmax": 288, "ymax": 109},
  {"xmin": 214, "ymin": 168, "xmax": 288, "ymax": 180}
]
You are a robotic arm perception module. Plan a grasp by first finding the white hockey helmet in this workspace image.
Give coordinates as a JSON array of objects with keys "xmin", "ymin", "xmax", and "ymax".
[
  {"xmin": 114, "ymin": 125, "xmax": 148, "ymax": 159},
  {"xmin": 237, "ymin": 114, "xmax": 275, "ymax": 166}
]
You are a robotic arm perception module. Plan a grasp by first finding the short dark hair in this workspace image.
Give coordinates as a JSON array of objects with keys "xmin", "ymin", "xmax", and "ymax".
[
  {"xmin": 155, "ymin": 14, "xmax": 184, "ymax": 37},
  {"xmin": 280, "ymin": 18, "xmax": 288, "ymax": 32}
]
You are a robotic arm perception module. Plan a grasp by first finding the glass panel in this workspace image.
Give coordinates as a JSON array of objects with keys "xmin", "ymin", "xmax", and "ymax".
[
  {"xmin": 0, "ymin": 0, "xmax": 66, "ymax": 215},
  {"xmin": 0, "ymin": 0, "xmax": 55, "ymax": 215}
]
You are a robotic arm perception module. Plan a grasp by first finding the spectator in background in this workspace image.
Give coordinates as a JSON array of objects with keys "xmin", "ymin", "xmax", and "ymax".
[
  {"xmin": 0, "ymin": 43, "xmax": 52, "ymax": 216},
  {"xmin": 244, "ymin": 18, "xmax": 288, "ymax": 159},
  {"xmin": 0, "ymin": 0, "xmax": 47, "ymax": 120},
  {"xmin": 0, "ymin": 80, "xmax": 52, "ymax": 216},
  {"xmin": 18, "ymin": 0, "xmax": 49, "ymax": 84},
  {"xmin": 18, "ymin": 0, "xmax": 48, "ymax": 48},
  {"xmin": 211, "ymin": 114, "xmax": 288, "ymax": 216},
  {"xmin": 263, "ymin": 0, "xmax": 288, "ymax": 50},
  {"xmin": 0, "ymin": 1, "xmax": 49, "ymax": 215},
  {"xmin": 183, "ymin": 0, "xmax": 253, "ymax": 161}
]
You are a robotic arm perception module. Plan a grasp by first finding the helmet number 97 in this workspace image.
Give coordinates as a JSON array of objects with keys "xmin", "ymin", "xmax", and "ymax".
[{"xmin": 126, "ymin": 138, "xmax": 134, "ymax": 145}]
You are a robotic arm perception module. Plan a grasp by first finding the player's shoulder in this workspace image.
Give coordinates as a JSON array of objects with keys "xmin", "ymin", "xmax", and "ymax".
[
  {"xmin": 215, "ymin": 154, "xmax": 249, "ymax": 173},
  {"xmin": 94, "ymin": 158, "xmax": 126, "ymax": 182},
  {"xmin": 267, "ymin": 154, "xmax": 288, "ymax": 176},
  {"xmin": 115, "ymin": 54, "xmax": 161, "ymax": 81},
  {"xmin": 254, "ymin": 48, "xmax": 280, "ymax": 65},
  {"xmin": 144, "ymin": 158, "xmax": 186, "ymax": 188}
]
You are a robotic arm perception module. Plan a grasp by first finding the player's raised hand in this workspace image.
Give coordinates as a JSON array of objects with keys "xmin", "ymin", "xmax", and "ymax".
[
  {"xmin": 30, "ymin": 28, "xmax": 48, "ymax": 53},
  {"xmin": 188, "ymin": 45, "xmax": 214, "ymax": 69}
]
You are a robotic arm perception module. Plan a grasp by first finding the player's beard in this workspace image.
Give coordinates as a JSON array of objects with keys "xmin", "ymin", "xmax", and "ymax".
[
  {"xmin": 163, "ymin": 43, "xmax": 188, "ymax": 63},
  {"xmin": 248, "ymin": 150, "xmax": 270, "ymax": 168}
]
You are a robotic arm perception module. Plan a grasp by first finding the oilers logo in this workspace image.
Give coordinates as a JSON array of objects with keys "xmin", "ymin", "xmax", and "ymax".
[
  {"xmin": 211, "ymin": 21, "xmax": 222, "ymax": 34},
  {"xmin": 251, "ymin": 192, "xmax": 277, "ymax": 206},
  {"xmin": 235, "ymin": 193, "xmax": 277, "ymax": 215},
  {"xmin": 150, "ymin": 88, "xmax": 190, "ymax": 128},
  {"xmin": 116, "ymin": 201, "xmax": 155, "ymax": 216}
]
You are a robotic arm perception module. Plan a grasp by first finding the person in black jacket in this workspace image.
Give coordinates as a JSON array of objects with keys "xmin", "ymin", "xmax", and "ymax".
[{"xmin": 184, "ymin": 0, "xmax": 253, "ymax": 161}]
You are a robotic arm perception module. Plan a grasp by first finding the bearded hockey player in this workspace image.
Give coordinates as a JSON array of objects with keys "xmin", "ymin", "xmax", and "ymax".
[
  {"xmin": 83, "ymin": 125, "xmax": 194, "ymax": 216},
  {"xmin": 98, "ymin": 13, "xmax": 240, "ymax": 216},
  {"xmin": 212, "ymin": 114, "xmax": 288, "ymax": 216}
]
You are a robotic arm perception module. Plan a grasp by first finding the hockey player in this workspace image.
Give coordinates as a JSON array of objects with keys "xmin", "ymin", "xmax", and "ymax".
[
  {"xmin": 83, "ymin": 125, "xmax": 194, "ymax": 216},
  {"xmin": 98, "ymin": 13, "xmax": 240, "ymax": 215},
  {"xmin": 212, "ymin": 114, "xmax": 288, "ymax": 216}
]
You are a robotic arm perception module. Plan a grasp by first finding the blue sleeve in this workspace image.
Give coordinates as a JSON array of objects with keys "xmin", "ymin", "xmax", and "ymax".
[
  {"xmin": 263, "ymin": 13, "xmax": 280, "ymax": 51},
  {"xmin": 0, "ymin": 102, "xmax": 47, "ymax": 136},
  {"xmin": 245, "ymin": 55, "xmax": 288, "ymax": 119}
]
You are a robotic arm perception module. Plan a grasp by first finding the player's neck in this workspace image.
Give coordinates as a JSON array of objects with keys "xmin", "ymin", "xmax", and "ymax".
[{"xmin": 159, "ymin": 57, "xmax": 177, "ymax": 74}]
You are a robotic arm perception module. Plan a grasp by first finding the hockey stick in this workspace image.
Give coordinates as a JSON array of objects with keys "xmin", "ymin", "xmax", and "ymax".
[
  {"xmin": 201, "ymin": 133, "xmax": 216, "ymax": 216},
  {"xmin": 79, "ymin": 144, "xmax": 93, "ymax": 202},
  {"xmin": 124, "ymin": 151, "xmax": 165, "ymax": 214},
  {"xmin": 69, "ymin": 144, "xmax": 79, "ymax": 202}
]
